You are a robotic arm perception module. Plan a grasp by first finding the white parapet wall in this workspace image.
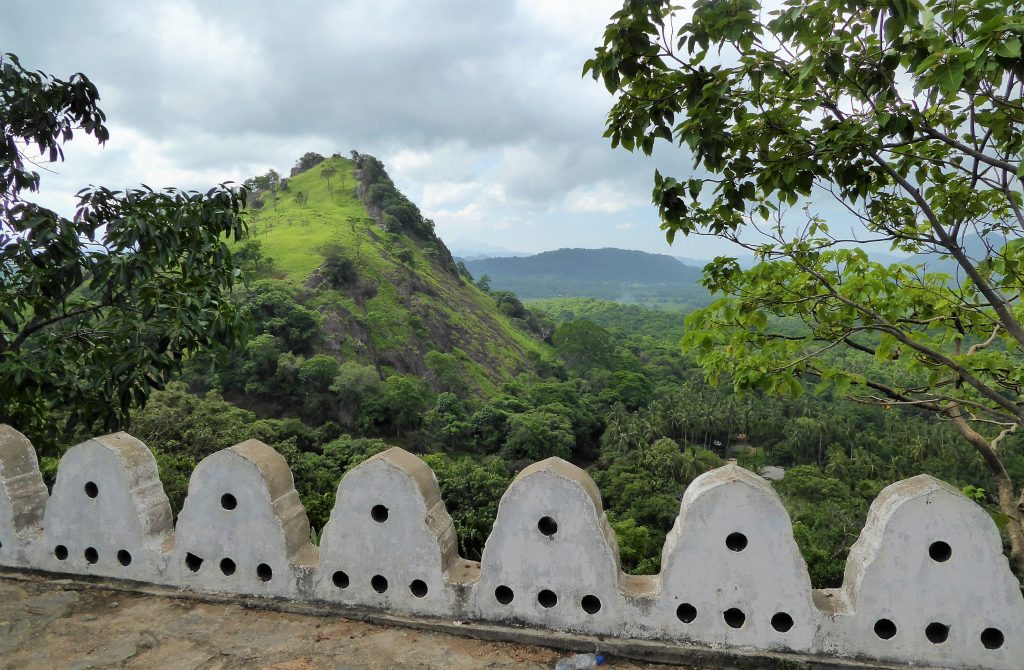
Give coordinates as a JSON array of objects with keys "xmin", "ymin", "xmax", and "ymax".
[
  {"xmin": 35, "ymin": 431, "xmax": 173, "ymax": 583},
  {"xmin": 0, "ymin": 426, "xmax": 47, "ymax": 568},
  {"xmin": 652, "ymin": 464, "xmax": 820, "ymax": 652},
  {"xmin": 171, "ymin": 439, "xmax": 318, "ymax": 597},
  {"xmin": 476, "ymin": 457, "xmax": 628, "ymax": 636},
  {"xmin": 0, "ymin": 422, "xmax": 1021, "ymax": 670},
  {"xmin": 819, "ymin": 475, "xmax": 1024, "ymax": 670},
  {"xmin": 315, "ymin": 447, "xmax": 476, "ymax": 616}
]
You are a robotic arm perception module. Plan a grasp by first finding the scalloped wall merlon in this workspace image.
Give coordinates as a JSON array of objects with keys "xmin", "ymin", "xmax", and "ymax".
[
  {"xmin": 0, "ymin": 424, "xmax": 1021, "ymax": 670},
  {"xmin": 476, "ymin": 457, "xmax": 627, "ymax": 636},
  {"xmin": 315, "ymin": 447, "xmax": 474, "ymax": 616},
  {"xmin": 36, "ymin": 431, "xmax": 172, "ymax": 582},
  {"xmin": 0, "ymin": 425, "xmax": 48, "ymax": 567},
  {"xmin": 171, "ymin": 439, "xmax": 318, "ymax": 597},
  {"xmin": 820, "ymin": 474, "xmax": 1024, "ymax": 670},
  {"xmin": 653, "ymin": 464, "xmax": 820, "ymax": 652}
]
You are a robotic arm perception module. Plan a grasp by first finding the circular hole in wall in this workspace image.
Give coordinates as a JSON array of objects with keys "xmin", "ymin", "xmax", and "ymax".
[
  {"xmin": 371, "ymin": 575, "xmax": 388, "ymax": 593},
  {"xmin": 538, "ymin": 589, "xmax": 557, "ymax": 609},
  {"xmin": 874, "ymin": 618, "xmax": 897, "ymax": 640},
  {"xmin": 84, "ymin": 547, "xmax": 98, "ymax": 564},
  {"xmin": 117, "ymin": 550, "xmax": 132, "ymax": 566},
  {"xmin": 581, "ymin": 595, "xmax": 601, "ymax": 614},
  {"xmin": 981, "ymin": 627, "xmax": 1005, "ymax": 650},
  {"xmin": 725, "ymin": 532, "xmax": 748, "ymax": 552},
  {"xmin": 537, "ymin": 516, "xmax": 558, "ymax": 536},
  {"xmin": 371, "ymin": 505, "xmax": 389, "ymax": 523},
  {"xmin": 410, "ymin": 579, "xmax": 428, "ymax": 598},
  {"xmin": 220, "ymin": 558, "xmax": 236, "ymax": 576},
  {"xmin": 84, "ymin": 481, "xmax": 98, "ymax": 498},
  {"xmin": 928, "ymin": 540, "xmax": 952, "ymax": 562},
  {"xmin": 221, "ymin": 493, "xmax": 237, "ymax": 510},
  {"xmin": 676, "ymin": 603, "xmax": 697, "ymax": 623},
  {"xmin": 332, "ymin": 571, "xmax": 349, "ymax": 589},
  {"xmin": 926, "ymin": 622, "xmax": 950, "ymax": 644},
  {"xmin": 723, "ymin": 608, "xmax": 745, "ymax": 629},
  {"xmin": 185, "ymin": 552, "xmax": 204, "ymax": 573},
  {"xmin": 257, "ymin": 563, "xmax": 273, "ymax": 582},
  {"xmin": 54, "ymin": 545, "xmax": 69, "ymax": 561},
  {"xmin": 494, "ymin": 585, "xmax": 514, "ymax": 604},
  {"xmin": 771, "ymin": 612, "xmax": 794, "ymax": 632}
]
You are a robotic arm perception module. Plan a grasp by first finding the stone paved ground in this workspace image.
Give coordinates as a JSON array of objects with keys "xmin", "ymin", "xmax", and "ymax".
[{"xmin": 0, "ymin": 575, "xmax": 674, "ymax": 670}]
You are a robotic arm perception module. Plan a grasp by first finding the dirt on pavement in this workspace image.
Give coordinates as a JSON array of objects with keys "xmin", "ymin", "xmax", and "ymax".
[{"xmin": 0, "ymin": 575, "xmax": 676, "ymax": 670}]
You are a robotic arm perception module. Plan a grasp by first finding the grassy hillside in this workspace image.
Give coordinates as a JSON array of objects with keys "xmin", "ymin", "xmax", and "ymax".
[
  {"xmin": 464, "ymin": 247, "xmax": 710, "ymax": 307},
  {"xmin": 240, "ymin": 154, "xmax": 551, "ymax": 392}
]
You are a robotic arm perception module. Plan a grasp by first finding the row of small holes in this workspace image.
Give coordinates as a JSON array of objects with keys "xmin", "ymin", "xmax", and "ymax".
[
  {"xmin": 331, "ymin": 571, "xmax": 428, "ymax": 598},
  {"xmin": 492, "ymin": 586, "xmax": 602, "ymax": 614},
  {"xmin": 184, "ymin": 553, "xmax": 272, "ymax": 582},
  {"xmin": 53, "ymin": 545, "xmax": 132, "ymax": 566},
  {"xmin": 674, "ymin": 604, "xmax": 793, "ymax": 632},
  {"xmin": 874, "ymin": 619, "xmax": 1003, "ymax": 649},
  {"xmin": 48, "ymin": 541, "xmax": 1006, "ymax": 652},
  {"xmin": 531, "ymin": 518, "xmax": 951, "ymax": 574},
  {"xmin": 83, "ymin": 491, "xmax": 981, "ymax": 645}
]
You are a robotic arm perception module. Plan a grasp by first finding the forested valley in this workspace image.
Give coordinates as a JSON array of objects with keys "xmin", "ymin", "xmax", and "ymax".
[
  {"xmin": 19, "ymin": 156, "xmax": 1010, "ymax": 591},
  {"xmin": 5, "ymin": 129, "xmax": 1020, "ymax": 590}
]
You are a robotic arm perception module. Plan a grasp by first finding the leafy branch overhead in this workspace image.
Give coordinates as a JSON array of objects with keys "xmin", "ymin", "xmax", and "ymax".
[
  {"xmin": 587, "ymin": 0, "xmax": 1024, "ymax": 575},
  {"xmin": 0, "ymin": 52, "xmax": 249, "ymax": 446}
]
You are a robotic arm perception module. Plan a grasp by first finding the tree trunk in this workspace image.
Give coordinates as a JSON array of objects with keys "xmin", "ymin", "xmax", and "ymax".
[{"xmin": 949, "ymin": 407, "xmax": 1024, "ymax": 579}]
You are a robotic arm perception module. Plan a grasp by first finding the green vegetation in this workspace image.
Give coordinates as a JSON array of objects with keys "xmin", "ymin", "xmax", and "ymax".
[
  {"xmin": 588, "ymin": 0, "xmax": 1024, "ymax": 576},
  {"xmin": 0, "ymin": 53, "xmax": 248, "ymax": 449},
  {"xmin": 6, "ymin": 54, "xmax": 1018, "ymax": 587},
  {"xmin": 228, "ymin": 152, "xmax": 551, "ymax": 395},
  {"xmin": 139, "ymin": 281, "xmax": 1021, "ymax": 585}
]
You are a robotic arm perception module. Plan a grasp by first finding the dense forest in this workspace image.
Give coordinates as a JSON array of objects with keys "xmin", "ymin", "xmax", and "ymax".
[
  {"xmin": 18, "ymin": 154, "xmax": 999, "ymax": 589},
  {"xmin": 109, "ymin": 283, "xmax": 1023, "ymax": 588}
]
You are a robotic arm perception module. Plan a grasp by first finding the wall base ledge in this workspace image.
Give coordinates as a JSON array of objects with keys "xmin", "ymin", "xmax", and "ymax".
[{"xmin": 0, "ymin": 568, "xmax": 932, "ymax": 670}]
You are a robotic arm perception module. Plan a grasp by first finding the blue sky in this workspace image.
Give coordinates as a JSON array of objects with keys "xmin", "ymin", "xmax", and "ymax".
[{"xmin": 1, "ymin": 0, "xmax": 843, "ymax": 260}]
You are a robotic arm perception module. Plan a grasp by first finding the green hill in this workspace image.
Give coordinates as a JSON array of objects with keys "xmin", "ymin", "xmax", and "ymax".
[
  {"xmin": 239, "ymin": 153, "xmax": 550, "ymax": 394},
  {"xmin": 463, "ymin": 247, "xmax": 710, "ymax": 307}
]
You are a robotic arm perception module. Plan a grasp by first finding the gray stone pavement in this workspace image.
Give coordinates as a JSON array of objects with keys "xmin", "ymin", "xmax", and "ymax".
[{"xmin": 0, "ymin": 575, "xmax": 673, "ymax": 670}]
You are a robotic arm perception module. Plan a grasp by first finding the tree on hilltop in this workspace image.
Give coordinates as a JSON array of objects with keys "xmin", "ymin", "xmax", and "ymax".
[
  {"xmin": 587, "ymin": 0, "xmax": 1024, "ymax": 574},
  {"xmin": 294, "ymin": 152, "xmax": 325, "ymax": 174},
  {"xmin": 0, "ymin": 53, "xmax": 249, "ymax": 451},
  {"xmin": 320, "ymin": 164, "xmax": 337, "ymax": 200}
]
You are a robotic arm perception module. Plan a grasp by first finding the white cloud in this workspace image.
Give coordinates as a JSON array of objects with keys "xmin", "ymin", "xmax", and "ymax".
[
  {"xmin": 421, "ymin": 181, "xmax": 485, "ymax": 209},
  {"xmin": 565, "ymin": 182, "xmax": 639, "ymax": 214},
  {"xmin": 0, "ymin": 0, "xmax": 743, "ymax": 256}
]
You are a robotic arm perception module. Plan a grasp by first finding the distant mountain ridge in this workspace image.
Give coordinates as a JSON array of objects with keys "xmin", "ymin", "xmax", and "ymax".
[{"xmin": 463, "ymin": 247, "xmax": 709, "ymax": 306}]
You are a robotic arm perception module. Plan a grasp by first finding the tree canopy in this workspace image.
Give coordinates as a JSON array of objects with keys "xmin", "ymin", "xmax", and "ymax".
[
  {"xmin": 587, "ymin": 0, "xmax": 1024, "ymax": 574},
  {"xmin": 0, "ymin": 53, "xmax": 248, "ymax": 450}
]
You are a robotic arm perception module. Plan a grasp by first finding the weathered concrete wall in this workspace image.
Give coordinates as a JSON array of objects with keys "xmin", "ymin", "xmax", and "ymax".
[
  {"xmin": 37, "ymin": 432, "xmax": 172, "ymax": 582},
  {"xmin": 315, "ymin": 448, "xmax": 474, "ymax": 616},
  {"xmin": 0, "ymin": 426, "xmax": 48, "ymax": 568},
  {"xmin": 171, "ymin": 439, "xmax": 318, "ymax": 596},
  {"xmin": 819, "ymin": 475, "xmax": 1023, "ymax": 670},
  {"xmin": 653, "ymin": 465, "xmax": 820, "ymax": 652},
  {"xmin": 477, "ymin": 458, "xmax": 627, "ymax": 636},
  {"xmin": 1, "ymin": 423, "xmax": 1021, "ymax": 670}
]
